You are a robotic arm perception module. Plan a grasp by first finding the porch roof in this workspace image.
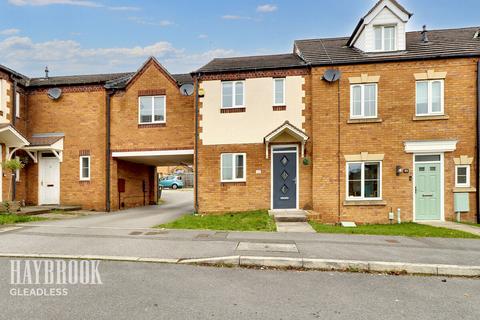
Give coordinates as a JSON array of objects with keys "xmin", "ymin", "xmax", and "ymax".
[
  {"xmin": 264, "ymin": 121, "xmax": 309, "ymax": 158},
  {"xmin": 0, "ymin": 123, "xmax": 30, "ymax": 148}
]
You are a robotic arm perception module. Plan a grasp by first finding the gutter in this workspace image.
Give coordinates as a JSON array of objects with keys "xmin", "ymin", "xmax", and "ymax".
[
  {"xmin": 193, "ymin": 73, "xmax": 201, "ymax": 213},
  {"xmin": 477, "ymin": 60, "xmax": 480, "ymax": 223},
  {"xmin": 105, "ymin": 89, "xmax": 114, "ymax": 212}
]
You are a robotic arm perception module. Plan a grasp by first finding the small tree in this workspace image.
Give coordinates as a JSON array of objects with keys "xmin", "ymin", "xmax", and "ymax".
[{"xmin": 2, "ymin": 158, "xmax": 24, "ymax": 212}]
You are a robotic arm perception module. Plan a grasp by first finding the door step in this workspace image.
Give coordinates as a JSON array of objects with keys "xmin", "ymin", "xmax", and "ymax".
[{"xmin": 269, "ymin": 210, "xmax": 307, "ymax": 222}]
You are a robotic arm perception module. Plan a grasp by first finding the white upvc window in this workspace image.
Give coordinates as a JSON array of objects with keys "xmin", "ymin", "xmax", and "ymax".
[
  {"xmin": 15, "ymin": 92, "xmax": 20, "ymax": 118},
  {"xmin": 138, "ymin": 96, "xmax": 166, "ymax": 124},
  {"xmin": 374, "ymin": 25, "xmax": 396, "ymax": 51},
  {"xmin": 273, "ymin": 78, "xmax": 285, "ymax": 105},
  {"xmin": 221, "ymin": 153, "xmax": 246, "ymax": 182},
  {"xmin": 416, "ymin": 80, "xmax": 444, "ymax": 116},
  {"xmin": 346, "ymin": 161, "xmax": 382, "ymax": 200},
  {"xmin": 455, "ymin": 165, "xmax": 470, "ymax": 188},
  {"xmin": 80, "ymin": 156, "xmax": 91, "ymax": 181},
  {"xmin": 350, "ymin": 83, "xmax": 377, "ymax": 118},
  {"xmin": 222, "ymin": 81, "xmax": 245, "ymax": 108}
]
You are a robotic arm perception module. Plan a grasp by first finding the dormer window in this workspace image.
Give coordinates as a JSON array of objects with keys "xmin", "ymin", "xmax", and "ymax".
[{"xmin": 374, "ymin": 25, "xmax": 396, "ymax": 51}]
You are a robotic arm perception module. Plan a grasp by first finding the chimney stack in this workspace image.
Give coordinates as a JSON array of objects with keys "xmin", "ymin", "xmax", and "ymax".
[
  {"xmin": 421, "ymin": 25, "xmax": 429, "ymax": 43},
  {"xmin": 45, "ymin": 66, "xmax": 49, "ymax": 78}
]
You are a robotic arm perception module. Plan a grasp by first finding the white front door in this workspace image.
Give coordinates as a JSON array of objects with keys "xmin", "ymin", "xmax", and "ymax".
[{"xmin": 39, "ymin": 153, "xmax": 60, "ymax": 205}]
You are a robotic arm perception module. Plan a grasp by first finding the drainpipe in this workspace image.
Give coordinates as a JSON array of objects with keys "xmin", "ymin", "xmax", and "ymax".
[
  {"xmin": 10, "ymin": 77, "xmax": 17, "ymax": 200},
  {"xmin": 105, "ymin": 89, "xmax": 114, "ymax": 212},
  {"xmin": 477, "ymin": 60, "xmax": 480, "ymax": 223},
  {"xmin": 193, "ymin": 73, "xmax": 201, "ymax": 213}
]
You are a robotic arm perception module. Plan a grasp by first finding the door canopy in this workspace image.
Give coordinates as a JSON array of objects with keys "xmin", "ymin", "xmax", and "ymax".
[{"xmin": 264, "ymin": 121, "xmax": 309, "ymax": 159}]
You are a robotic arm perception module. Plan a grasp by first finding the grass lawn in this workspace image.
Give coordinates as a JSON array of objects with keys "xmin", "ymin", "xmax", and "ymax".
[
  {"xmin": 0, "ymin": 214, "xmax": 46, "ymax": 225},
  {"xmin": 309, "ymin": 221, "xmax": 480, "ymax": 239},
  {"xmin": 157, "ymin": 210, "xmax": 276, "ymax": 232}
]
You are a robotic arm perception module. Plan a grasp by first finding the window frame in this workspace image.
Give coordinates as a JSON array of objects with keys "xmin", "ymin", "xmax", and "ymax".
[
  {"xmin": 221, "ymin": 81, "xmax": 245, "ymax": 109},
  {"xmin": 373, "ymin": 25, "xmax": 397, "ymax": 52},
  {"xmin": 273, "ymin": 78, "xmax": 286, "ymax": 106},
  {"xmin": 350, "ymin": 83, "xmax": 378, "ymax": 119},
  {"xmin": 138, "ymin": 95, "xmax": 167, "ymax": 124},
  {"xmin": 415, "ymin": 80, "xmax": 444, "ymax": 116},
  {"xmin": 15, "ymin": 92, "xmax": 20, "ymax": 118},
  {"xmin": 79, "ymin": 155, "xmax": 91, "ymax": 181},
  {"xmin": 455, "ymin": 165, "xmax": 470, "ymax": 188},
  {"xmin": 220, "ymin": 153, "xmax": 247, "ymax": 182},
  {"xmin": 346, "ymin": 161, "xmax": 382, "ymax": 200}
]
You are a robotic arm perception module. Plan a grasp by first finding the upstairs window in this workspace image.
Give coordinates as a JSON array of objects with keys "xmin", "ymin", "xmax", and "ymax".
[
  {"xmin": 273, "ymin": 78, "xmax": 285, "ymax": 105},
  {"xmin": 374, "ymin": 25, "xmax": 396, "ymax": 51},
  {"xmin": 221, "ymin": 153, "xmax": 246, "ymax": 182},
  {"xmin": 139, "ymin": 96, "xmax": 166, "ymax": 124},
  {"xmin": 416, "ymin": 80, "xmax": 444, "ymax": 116},
  {"xmin": 222, "ymin": 81, "xmax": 244, "ymax": 108},
  {"xmin": 350, "ymin": 84, "xmax": 377, "ymax": 118}
]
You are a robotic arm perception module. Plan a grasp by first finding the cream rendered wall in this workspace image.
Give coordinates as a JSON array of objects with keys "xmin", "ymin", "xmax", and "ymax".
[{"xmin": 200, "ymin": 76, "xmax": 305, "ymax": 145}]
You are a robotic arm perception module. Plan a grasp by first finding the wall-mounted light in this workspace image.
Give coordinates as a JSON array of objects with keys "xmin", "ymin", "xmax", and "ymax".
[{"xmin": 396, "ymin": 165, "xmax": 402, "ymax": 176}]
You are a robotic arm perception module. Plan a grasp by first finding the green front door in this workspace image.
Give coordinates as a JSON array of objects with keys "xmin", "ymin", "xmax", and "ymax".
[{"xmin": 415, "ymin": 163, "xmax": 441, "ymax": 220}]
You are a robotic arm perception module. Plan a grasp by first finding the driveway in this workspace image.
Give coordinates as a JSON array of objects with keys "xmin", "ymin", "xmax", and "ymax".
[{"xmin": 27, "ymin": 189, "xmax": 193, "ymax": 229}]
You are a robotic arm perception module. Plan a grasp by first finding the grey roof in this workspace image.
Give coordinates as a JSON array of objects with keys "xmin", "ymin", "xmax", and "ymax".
[
  {"xmin": 0, "ymin": 64, "xmax": 30, "ymax": 85},
  {"xmin": 295, "ymin": 27, "xmax": 480, "ymax": 66},
  {"xmin": 27, "ymin": 72, "xmax": 192, "ymax": 88},
  {"xmin": 28, "ymin": 135, "xmax": 63, "ymax": 147},
  {"xmin": 196, "ymin": 53, "xmax": 307, "ymax": 74}
]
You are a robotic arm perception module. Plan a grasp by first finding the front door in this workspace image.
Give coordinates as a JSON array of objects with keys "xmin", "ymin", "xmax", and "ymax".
[
  {"xmin": 40, "ymin": 154, "xmax": 60, "ymax": 205},
  {"xmin": 415, "ymin": 162, "xmax": 441, "ymax": 220},
  {"xmin": 272, "ymin": 148, "xmax": 297, "ymax": 209}
]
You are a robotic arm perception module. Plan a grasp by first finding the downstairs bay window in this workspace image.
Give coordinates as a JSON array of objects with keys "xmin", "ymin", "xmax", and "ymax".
[
  {"xmin": 346, "ymin": 161, "xmax": 382, "ymax": 200},
  {"xmin": 221, "ymin": 153, "xmax": 246, "ymax": 182}
]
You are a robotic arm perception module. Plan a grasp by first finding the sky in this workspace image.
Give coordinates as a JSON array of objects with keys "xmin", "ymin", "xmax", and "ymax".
[{"xmin": 0, "ymin": 0, "xmax": 479, "ymax": 77}]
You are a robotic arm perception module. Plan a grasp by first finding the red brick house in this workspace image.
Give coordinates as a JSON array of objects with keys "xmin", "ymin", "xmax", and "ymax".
[
  {"xmin": 0, "ymin": 0, "xmax": 478, "ymax": 225},
  {"xmin": 194, "ymin": 0, "xmax": 480, "ymax": 224}
]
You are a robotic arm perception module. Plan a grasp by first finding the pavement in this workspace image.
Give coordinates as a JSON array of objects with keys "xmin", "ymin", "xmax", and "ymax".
[
  {"xmin": 0, "ymin": 190, "xmax": 479, "ymax": 276},
  {"xmin": 419, "ymin": 220, "xmax": 480, "ymax": 236},
  {"xmin": 2, "ymin": 258, "xmax": 479, "ymax": 320}
]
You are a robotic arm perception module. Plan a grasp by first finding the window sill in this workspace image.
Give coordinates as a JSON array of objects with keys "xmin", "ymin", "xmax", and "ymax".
[
  {"xmin": 413, "ymin": 115, "xmax": 449, "ymax": 121},
  {"xmin": 343, "ymin": 200, "xmax": 387, "ymax": 206},
  {"xmin": 453, "ymin": 187, "xmax": 476, "ymax": 193},
  {"xmin": 221, "ymin": 108, "xmax": 246, "ymax": 113},
  {"xmin": 138, "ymin": 123, "xmax": 166, "ymax": 128},
  {"xmin": 347, "ymin": 118, "xmax": 382, "ymax": 124},
  {"xmin": 272, "ymin": 105, "xmax": 286, "ymax": 111},
  {"xmin": 221, "ymin": 181, "xmax": 246, "ymax": 186}
]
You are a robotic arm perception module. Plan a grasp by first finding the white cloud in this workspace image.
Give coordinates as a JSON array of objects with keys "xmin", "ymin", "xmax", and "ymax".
[
  {"xmin": 8, "ymin": 0, "xmax": 102, "ymax": 7},
  {"xmin": 8, "ymin": 0, "xmax": 141, "ymax": 10},
  {"xmin": 197, "ymin": 34, "xmax": 208, "ymax": 39},
  {"xmin": 221, "ymin": 15, "xmax": 251, "ymax": 20},
  {"xmin": 0, "ymin": 36, "xmax": 236, "ymax": 76},
  {"xmin": 128, "ymin": 17, "xmax": 172, "ymax": 27},
  {"xmin": 256, "ymin": 4, "xmax": 277, "ymax": 13},
  {"xmin": 0, "ymin": 28, "xmax": 20, "ymax": 36}
]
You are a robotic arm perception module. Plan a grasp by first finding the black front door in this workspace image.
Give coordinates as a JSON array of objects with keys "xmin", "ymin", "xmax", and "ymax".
[{"xmin": 272, "ymin": 150, "xmax": 297, "ymax": 209}]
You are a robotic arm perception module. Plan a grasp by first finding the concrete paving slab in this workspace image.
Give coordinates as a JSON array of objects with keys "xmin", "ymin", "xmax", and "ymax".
[{"xmin": 276, "ymin": 222, "xmax": 315, "ymax": 233}]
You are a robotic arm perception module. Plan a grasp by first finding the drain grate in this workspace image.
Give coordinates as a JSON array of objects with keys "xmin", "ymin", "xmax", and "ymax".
[{"xmin": 129, "ymin": 231, "xmax": 143, "ymax": 236}]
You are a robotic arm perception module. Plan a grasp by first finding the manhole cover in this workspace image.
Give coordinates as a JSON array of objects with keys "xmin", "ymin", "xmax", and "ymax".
[{"xmin": 236, "ymin": 242, "xmax": 298, "ymax": 253}]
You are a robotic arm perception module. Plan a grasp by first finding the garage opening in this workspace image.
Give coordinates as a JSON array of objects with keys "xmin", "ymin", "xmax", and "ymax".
[{"xmin": 111, "ymin": 149, "xmax": 194, "ymax": 210}]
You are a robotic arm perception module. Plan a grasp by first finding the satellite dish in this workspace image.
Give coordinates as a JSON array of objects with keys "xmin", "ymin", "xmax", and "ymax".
[
  {"xmin": 179, "ymin": 83, "xmax": 194, "ymax": 96},
  {"xmin": 47, "ymin": 88, "xmax": 62, "ymax": 100},
  {"xmin": 323, "ymin": 69, "xmax": 342, "ymax": 82}
]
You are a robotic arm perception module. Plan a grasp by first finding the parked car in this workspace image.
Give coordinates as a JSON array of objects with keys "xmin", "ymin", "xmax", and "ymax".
[{"xmin": 159, "ymin": 175, "xmax": 184, "ymax": 189}]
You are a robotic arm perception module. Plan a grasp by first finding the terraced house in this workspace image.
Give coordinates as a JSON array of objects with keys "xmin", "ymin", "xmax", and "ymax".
[{"xmin": 0, "ymin": 0, "xmax": 478, "ymax": 224}]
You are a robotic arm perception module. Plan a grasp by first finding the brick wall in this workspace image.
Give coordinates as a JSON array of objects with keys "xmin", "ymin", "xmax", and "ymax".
[
  {"xmin": 26, "ymin": 87, "xmax": 107, "ymax": 210},
  {"xmin": 310, "ymin": 58, "xmax": 479, "ymax": 224},
  {"xmin": 110, "ymin": 60, "xmax": 194, "ymax": 152}
]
